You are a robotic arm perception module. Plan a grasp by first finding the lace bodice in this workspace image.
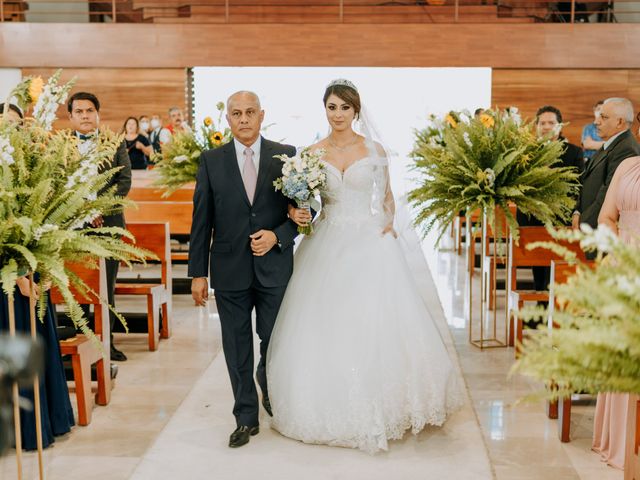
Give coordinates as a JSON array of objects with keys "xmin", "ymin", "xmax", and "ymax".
[{"xmin": 320, "ymin": 157, "xmax": 389, "ymax": 227}]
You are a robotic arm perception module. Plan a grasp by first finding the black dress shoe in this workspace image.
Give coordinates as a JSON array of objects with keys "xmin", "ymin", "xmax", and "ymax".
[
  {"xmin": 110, "ymin": 345, "xmax": 128, "ymax": 362},
  {"xmin": 262, "ymin": 395, "xmax": 273, "ymax": 417},
  {"xmin": 229, "ymin": 425, "xmax": 259, "ymax": 448}
]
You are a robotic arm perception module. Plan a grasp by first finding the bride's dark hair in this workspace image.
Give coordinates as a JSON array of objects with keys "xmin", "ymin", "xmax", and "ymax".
[{"xmin": 323, "ymin": 84, "xmax": 361, "ymax": 119}]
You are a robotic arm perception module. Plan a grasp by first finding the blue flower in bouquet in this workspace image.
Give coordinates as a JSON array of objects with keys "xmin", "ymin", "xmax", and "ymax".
[{"xmin": 273, "ymin": 147, "xmax": 327, "ymax": 235}]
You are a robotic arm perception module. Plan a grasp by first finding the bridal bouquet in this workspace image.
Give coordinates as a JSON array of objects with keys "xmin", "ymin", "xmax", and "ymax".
[
  {"xmin": 153, "ymin": 102, "xmax": 233, "ymax": 195},
  {"xmin": 512, "ymin": 225, "xmax": 640, "ymax": 397},
  {"xmin": 273, "ymin": 148, "xmax": 326, "ymax": 235},
  {"xmin": 1, "ymin": 70, "xmax": 149, "ymax": 337}
]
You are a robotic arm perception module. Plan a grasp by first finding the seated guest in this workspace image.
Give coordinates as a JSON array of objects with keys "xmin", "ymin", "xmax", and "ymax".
[
  {"xmin": 122, "ymin": 116, "xmax": 152, "ymax": 170},
  {"xmin": 582, "ymin": 100, "xmax": 605, "ymax": 163},
  {"xmin": 593, "ymin": 154, "xmax": 640, "ymax": 469},
  {"xmin": 518, "ymin": 105, "xmax": 584, "ymax": 296},
  {"xmin": 67, "ymin": 91, "xmax": 132, "ymax": 361},
  {"xmin": 573, "ymin": 97, "xmax": 640, "ymax": 231},
  {"xmin": 159, "ymin": 106, "xmax": 191, "ymax": 145},
  {"xmin": 0, "ymin": 103, "xmax": 74, "ymax": 450}
]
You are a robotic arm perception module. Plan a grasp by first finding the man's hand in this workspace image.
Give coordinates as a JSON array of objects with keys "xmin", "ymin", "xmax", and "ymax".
[
  {"xmin": 135, "ymin": 140, "xmax": 144, "ymax": 150},
  {"xmin": 288, "ymin": 204, "xmax": 312, "ymax": 227},
  {"xmin": 572, "ymin": 212, "xmax": 581, "ymax": 230},
  {"xmin": 250, "ymin": 230, "xmax": 277, "ymax": 256},
  {"xmin": 91, "ymin": 215, "xmax": 104, "ymax": 228},
  {"xmin": 191, "ymin": 277, "xmax": 209, "ymax": 306}
]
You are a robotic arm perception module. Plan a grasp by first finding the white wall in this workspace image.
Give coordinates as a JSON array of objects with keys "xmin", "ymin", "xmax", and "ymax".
[
  {"xmin": 193, "ymin": 67, "xmax": 491, "ymax": 197},
  {"xmin": 0, "ymin": 69, "xmax": 23, "ymax": 107}
]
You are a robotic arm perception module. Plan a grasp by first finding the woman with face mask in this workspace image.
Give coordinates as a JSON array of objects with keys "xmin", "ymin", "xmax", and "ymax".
[{"xmin": 138, "ymin": 115, "xmax": 151, "ymax": 138}]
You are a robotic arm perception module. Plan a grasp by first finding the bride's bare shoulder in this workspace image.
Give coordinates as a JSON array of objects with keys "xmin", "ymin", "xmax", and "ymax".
[{"xmin": 308, "ymin": 139, "xmax": 329, "ymax": 155}]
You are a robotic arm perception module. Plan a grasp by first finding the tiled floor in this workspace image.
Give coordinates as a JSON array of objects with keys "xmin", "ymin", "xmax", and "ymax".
[{"xmin": 0, "ymin": 233, "xmax": 624, "ymax": 479}]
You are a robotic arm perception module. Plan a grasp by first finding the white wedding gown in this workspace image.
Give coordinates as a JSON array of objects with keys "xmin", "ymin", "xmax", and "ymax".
[{"xmin": 267, "ymin": 156, "xmax": 464, "ymax": 454}]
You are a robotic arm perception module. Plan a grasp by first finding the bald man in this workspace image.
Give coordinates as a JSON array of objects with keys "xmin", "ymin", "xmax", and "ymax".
[
  {"xmin": 573, "ymin": 97, "xmax": 640, "ymax": 230},
  {"xmin": 188, "ymin": 91, "xmax": 300, "ymax": 448}
]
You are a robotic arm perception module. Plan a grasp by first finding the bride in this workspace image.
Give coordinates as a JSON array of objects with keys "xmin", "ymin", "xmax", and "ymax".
[{"xmin": 266, "ymin": 79, "xmax": 463, "ymax": 454}]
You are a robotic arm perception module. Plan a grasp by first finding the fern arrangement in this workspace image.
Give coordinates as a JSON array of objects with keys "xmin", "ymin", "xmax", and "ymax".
[
  {"xmin": 153, "ymin": 102, "xmax": 233, "ymax": 195},
  {"xmin": 409, "ymin": 108, "xmax": 580, "ymax": 242},
  {"xmin": 0, "ymin": 71, "xmax": 149, "ymax": 337},
  {"xmin": 512, "ymin": 225, "xmax": 640, "ymax": 397}
]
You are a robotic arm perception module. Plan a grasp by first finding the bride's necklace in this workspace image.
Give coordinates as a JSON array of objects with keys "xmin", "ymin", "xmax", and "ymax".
[{"xmin": 328, "ymin": 135, "xmax": 359, "ymax": 151}]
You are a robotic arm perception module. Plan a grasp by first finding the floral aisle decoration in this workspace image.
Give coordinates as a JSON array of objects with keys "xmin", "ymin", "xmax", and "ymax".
[
  {"xmin": 412, "ymin": 110, "xmax": 464, "ymax": 151},
  {"xmin": 153, "ymin": 102, "xmax": 233, "ymax": 195},
  {"xmin": 0, "ymin": 71, "xmax": 149, "ymax": 336},
  {"xmin": 512, "ymin": 225, "xmax": 640, "ymax": 398},
  {"xmin": 409, "ymin": 107, "xmax": 580, "ymax": 242}
]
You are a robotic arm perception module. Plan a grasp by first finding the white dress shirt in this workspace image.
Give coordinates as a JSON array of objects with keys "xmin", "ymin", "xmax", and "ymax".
[
  {"xmin": 76, "ymin": 129, "xmax": 98, "ymax": 155},
  {"xmin": 603, "ymin": 129, "xmax": 626, "ymax": 150},
  {"xmin": 234, "ymin": 137, "xmax": 261, "ymax": 179}
]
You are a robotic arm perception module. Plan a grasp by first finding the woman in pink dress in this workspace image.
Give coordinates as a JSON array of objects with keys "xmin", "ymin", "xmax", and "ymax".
[{"xmin": 594, "ymin": 154, "xmax": 640, "ymax": 469}]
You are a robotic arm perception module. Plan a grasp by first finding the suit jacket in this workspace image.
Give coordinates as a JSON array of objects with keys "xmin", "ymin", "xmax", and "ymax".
[
  {"xmin": 518, "ymin": 139, "xmax": 585, "ymax": 227},
  {"xmin": 101, "ymin": 141, "xmax": 132, "ymax": 228},
  {"xmin": 559, "ymin": 138, "xmax": 585, "ymax": 175},
  {"xmin": 188, "ymin": 137, "xmax": 298, "ymax": 291},
  {"xmin": 577, "ymin": 129, "xmax": 640, "ymax": 228}
]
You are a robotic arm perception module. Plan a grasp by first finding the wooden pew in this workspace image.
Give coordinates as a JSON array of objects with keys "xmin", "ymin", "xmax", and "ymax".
[
  {"xmin": 506, "ymin": 227, "xmax": 586, "ymax": 355},
  {"xmin": 50, "ymin": 258, "xmax": 111, "ymax": 426},
  {"xmin": 545, "ymin": 259, "xmax": 596, "ymax": 443},
  {"xmin": 124, "ymin": 201, "xmax": 192, "ymax": 262},
  {"xmin": 115, "ymin": 222, "xmax": 172, "ymax": 351}
]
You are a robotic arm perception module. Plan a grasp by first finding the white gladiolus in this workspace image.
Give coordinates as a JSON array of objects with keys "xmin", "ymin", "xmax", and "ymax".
[
  {"xmin": 173, "ymin": 155, "xmax": 188, "ymax": 163},
  {"xmin": 33, "ymin": 224, "xmax": 59, "ymax": 241},
  {"xmin": 0, "ymin": 135, "xmax": 15, "ymax": 166},
  {"xmin": 463, "ymin": 132, "xmax": 473, "ymax": 148}
]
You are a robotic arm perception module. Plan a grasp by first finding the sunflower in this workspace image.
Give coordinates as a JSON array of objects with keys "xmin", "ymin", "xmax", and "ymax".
[
  {"xmin": 203, "ymin": 116, "xmax": 213, "ymax": 126},
  {"xmin": 445, "ymin": 114, "xmax": 458, "ymax": 128},
  {"xmin": 479, "ymin": 113, "xmax": 495, "ymax": 128},
  {"xmin": 211, "ymin": 131, "xmax": 224, "ymax": 145},
  {"xmin": 28, "ymin": 77, "xmax": 44, "ymax": 103}
]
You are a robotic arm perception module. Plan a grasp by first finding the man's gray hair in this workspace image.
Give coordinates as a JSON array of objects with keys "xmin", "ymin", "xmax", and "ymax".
[
  {"xmin": 604, "ymin": 97, "xmax": 635, "ymax": 125},
  {"xmin": 227, "ymin": 91, "xmax": 261, "ymax": 110},
  {"xmin": 168, "ymin": 106, "xmax": 182, "ymax": 114}
]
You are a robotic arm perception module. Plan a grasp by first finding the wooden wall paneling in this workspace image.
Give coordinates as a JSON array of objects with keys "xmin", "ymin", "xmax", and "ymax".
[
  {"xmin": 21, "ymin": 68, "xmax": 187, "ymax": 132},
  {"xmin": 492, "ymin": 69, "xmax": 640, "ymax": 145},
  {"xmin": 3, "ymin": 24, "xmax": 640, "ymax": 69}
]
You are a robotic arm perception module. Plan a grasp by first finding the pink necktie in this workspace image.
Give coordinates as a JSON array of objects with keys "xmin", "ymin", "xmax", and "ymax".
[{"xmin": 243, "ymin": 147, "xmax": 257, "ymax": 204}]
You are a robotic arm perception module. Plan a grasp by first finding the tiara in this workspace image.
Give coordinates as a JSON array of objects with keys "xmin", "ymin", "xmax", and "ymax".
[{"xmin": 327, "ymin": 78, "xmax": 358, "ymax": 92}]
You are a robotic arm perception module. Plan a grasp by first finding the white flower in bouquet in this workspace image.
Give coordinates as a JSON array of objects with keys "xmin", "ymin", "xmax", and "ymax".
[
  {"xmin": 463, "ymin": 132, "xmax": 473, "ymax": 148},
  {"xmin": 173, "ymin": 154, "xmax": 189, "ymax": 163},
  {"xmin": 0, "ymin": 135, "xmax": 15, "ymax": 166},
  {"xmin": 273, "ymin": 148, "xmax": 327, "ymax": 235}
]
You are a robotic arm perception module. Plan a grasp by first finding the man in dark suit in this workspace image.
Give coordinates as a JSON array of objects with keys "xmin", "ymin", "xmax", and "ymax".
[
  {"xmin": 189, "ymin": 91, "xmax": 308, "ymax": 448},
  {"xmin": 68, "ymin": 92, "xmax": 132, "ymax": 362},
  {"xmin": 573, "ymin": 97, "xmax": 640, "ymax": 230},
  {"xmin": 518, "ymin": 105, "xmax": 585, "ymax": 296}
]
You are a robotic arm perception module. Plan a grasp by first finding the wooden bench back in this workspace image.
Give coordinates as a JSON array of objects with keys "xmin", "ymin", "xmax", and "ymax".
[
  {"xmin": 123, "ymin": 222, "xmax": 172, "ymax": 291},
  {"xmin": 128, "ymin": 187, "xmax": 194, "ymax": 202},
  {"xmin": 49, "ymin": 258, "xmax": 110, "ymax": 341},
  {"xmin": 124, "ymin": 201, "xmax": 192, "ymax": 235},
  {"xmin": 510, "ymin": 227, "xmax": 586, "ymax": 268}
]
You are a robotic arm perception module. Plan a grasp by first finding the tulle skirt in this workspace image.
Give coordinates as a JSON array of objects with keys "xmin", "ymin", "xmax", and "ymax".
[{"xmin": 267, "ymin": 215, "xmax": 463, "ymax": 453}]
